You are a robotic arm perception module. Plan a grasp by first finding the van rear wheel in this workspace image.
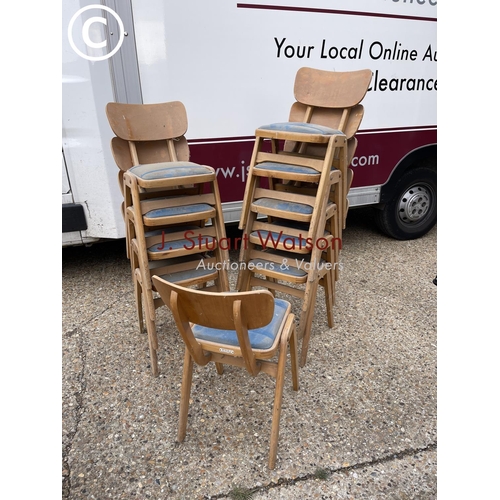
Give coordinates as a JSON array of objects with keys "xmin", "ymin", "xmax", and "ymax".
[{"xmin": 374, "ymin": 167, "xmax": 436, "ymax": 240}]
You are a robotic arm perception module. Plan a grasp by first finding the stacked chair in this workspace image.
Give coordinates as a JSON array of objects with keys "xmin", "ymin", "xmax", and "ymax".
[
  {"xmin": 106, "ymin": 101, "xmax": 230, "ymax": 376},
  {"xmin": 237, "ymin": 67, "xmax": 372, "ymax": 366}
]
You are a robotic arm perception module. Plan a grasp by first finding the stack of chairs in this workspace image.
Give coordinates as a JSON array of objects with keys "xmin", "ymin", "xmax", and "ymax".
[
  {"xmin": 237, "ymin": 67, "xmax": 372, "ymax": 366},
  {"xmin": 106, "ymin": 101, "xmax": 230, "ymax": 376}
]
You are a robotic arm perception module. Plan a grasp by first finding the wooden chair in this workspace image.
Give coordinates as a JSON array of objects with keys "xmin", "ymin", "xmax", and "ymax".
[
  {"xmin": 152, "ymin": 276, "xmax": 299, "ymax": 469},
  {"xmin": 237, "ymin": 68, "xmax": 372, "ymax": 366},
  {"xmin": 107, "ymin": 101, "xmax": 190, "ymax": 257},
  {"xmin": 106, "ymin": 101, "xmax": 230, "ymax": 376}
]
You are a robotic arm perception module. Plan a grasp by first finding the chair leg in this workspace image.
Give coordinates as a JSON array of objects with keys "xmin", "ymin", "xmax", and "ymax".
[
  {"xmin": 237, "ymin": 262, "xmax": 253, "ymax": 292},
  {"xmin": 134, "ymin": 271, "xmax": 145, "ymax": 334},
  {"xmin": 264, "ymin": 276, "xmax": 277, "ymax": 297},
  {"xmin": 178, "ymin": 346, "xmax": 194, "ymax": 442},
  {"xmin": 289, "ymin": 324, "xmax": 299, "ymax": 392},
  {"xmin": 236, "ymin": 212, "xmax": 257, "ymax": 291},
  {"xmin": 324, "ymin": 271, "xmax": 334, "ymax": 329},
  {"xmin": 139, "ymin": 269, "xmax": 160, "ymax": 376},
  {"xmin": 215, "ymin": 362, "xmax": 224, "ymax": 375},
  {"xmin": 268, "ymin": 337, "xmax": 287, "ymax": 469},
  {"xmin": 299, "ymin": 279, "xmax": 319, "ymax": 368},
  {"xmin": 144, "ymin": 312, "xmax": 159, "ymax": 377}
]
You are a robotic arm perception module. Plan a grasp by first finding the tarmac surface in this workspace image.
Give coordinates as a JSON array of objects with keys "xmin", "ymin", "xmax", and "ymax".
[{"xmin": 62, "ymin": 207, "xmax": 437, "ymax": 499}]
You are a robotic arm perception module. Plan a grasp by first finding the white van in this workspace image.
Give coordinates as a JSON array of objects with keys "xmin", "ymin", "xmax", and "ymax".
[{"xmin": 62, "ymin": 0, "xmax": 437, "ymax": 246}]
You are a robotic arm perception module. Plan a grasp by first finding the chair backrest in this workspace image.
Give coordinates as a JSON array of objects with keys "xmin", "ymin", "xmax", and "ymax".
[
  {"xmin": 106, "ymin": 101, "xmax": 188, "ymax": 141},
  {"xmin": 286, "ymin": 67, "xmax": 372, "ymax": 158},
  {"xmin": 106, "ymin": 101, "xmax": 192, "ymax": 191},
  {"xmin": 110, "ymin": 136, "xmax": 190, "ymax": 171},
  {"xmin": 288, "ymin": 103, "xmax": 364, "ymax": 140},
  {"xmin": 294, "ymin": 67, "xmax": 372, "ymax": 109},
  {"xmin": 152, "ymin": 276, "xmax": 276, "ymax": 372}
]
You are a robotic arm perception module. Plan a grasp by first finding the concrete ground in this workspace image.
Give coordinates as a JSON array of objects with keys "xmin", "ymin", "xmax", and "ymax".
[{"xmin": 62, "ymin": 207, "xmax": 437, "ymax": 499}]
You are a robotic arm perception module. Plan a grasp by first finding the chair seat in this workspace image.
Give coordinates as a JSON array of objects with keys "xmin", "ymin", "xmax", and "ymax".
[
  {"xmin": 191, "ymin": 298, "xmax": 289, "ymax": 350},
  {"xmin": 257, "ymin": 122, "xmax": 342, "ymax": 135},
  {"xmin": 144, "ymin": 225, "xmax": 200, "ymax": 238},
  {"xmin": 249, "ymin": 258, "xmax": 307, "ymax": 278},
  {"xmin": 148, "ymin": 235, "xmax": 216, "ymax": 254},
  {"xmin": 252, "ymin": 198, "xmax": 313, "ymax": 215},
  {"xmin": 249, "ymin": 247, "xmax": 331, "ymax": 282},
  {"xmin": 129, "ymin": 162, "xmax": 214, "ymax": 181},
  {"xmin": 145, "ymin": 203, "xmax": 214, "ymax": 220},
  {"xmin": 254, "ymin": 162, "xmax": 319, "ymax": 176},
  {"xmin": 155, "ymin": 266, "xmax": 218, "ymax": 284},
  {"xmin": 250, "ymin": 230, "xmax": 310, "ymax": 252}
]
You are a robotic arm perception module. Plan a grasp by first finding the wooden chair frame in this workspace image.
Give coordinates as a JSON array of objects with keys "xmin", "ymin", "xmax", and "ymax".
[{"xmin": 152, "ymin": 277, "xmax": 299, "ymax": 470}]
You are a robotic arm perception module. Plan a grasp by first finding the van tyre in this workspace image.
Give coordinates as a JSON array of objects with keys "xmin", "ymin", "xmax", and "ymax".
[{"xmin": 375, "ymin": 167, "xmax": 436, "ymax": 240}]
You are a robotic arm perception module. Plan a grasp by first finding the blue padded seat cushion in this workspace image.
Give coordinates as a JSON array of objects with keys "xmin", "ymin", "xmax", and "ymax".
[
  {"xmin": 252, "ymin": 198, "xmax": 313, "ymax": 215},
  {"xmin": 249, "ymin": 258, "xmax": 307, "ymax": 278},
  {"xmin": 157, "ymin": 266, "xmax": 216, "ymax": 283},
  {"xmin": 144, "ymin": 225, "xmax": 199, "ymax": 238},
  {"xmin": 129, "ymin": 162, "xmax": 213, "ymax": 180},
  {"xmin": 250, "ymin": 230, "xmax": 309, "ymax": 248},
  {"xmin": 254, "ymin": 162, "xmax": 319, "ymax": 176},
  {"xmin": 148, "ymin": 235, "xmax": 215, "ymax": 253},
  {"xmin": 258, "ymin": 122, "xmax": 342, "ymax": 135},
  {"xmin": 191, "ymin": 298, "xmax": 289, "ymax": 350},
  {"xmin": 145, "ymin": 203, "xmax": 213, "ymax": 219}
]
